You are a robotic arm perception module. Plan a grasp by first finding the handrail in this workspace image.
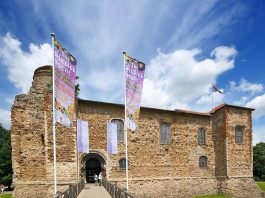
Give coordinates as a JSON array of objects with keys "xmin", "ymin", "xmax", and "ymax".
[
  {"xmin": 102, "ymin": 179, "xmax": 136, "ymax": 198},
  {"xmin": 55, "ymin": 179, "xmax": 85, "ymax": 198}
]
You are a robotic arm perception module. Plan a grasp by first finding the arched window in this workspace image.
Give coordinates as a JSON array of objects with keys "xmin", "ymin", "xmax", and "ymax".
[
  {"xmin": 198, "ymin": 128, "xmax": 206, "ymax": 145},
  {"xmin": 235, "ymin": 126, "xmax": 243, "ymax": 144},
  {"xmin": 199, "ymin": 156, "xmax": 207, "ymax": 168},
  {"xmin": 111, "ymin": 119, "xmax": 124, "ymax": 143},
  {"xmin": 119, "ymin": 158, "xmax": 127, "ymax": 169},
  {"xmin": 160, "ymin": 123, "xmax": 170, "ymax": 144}
]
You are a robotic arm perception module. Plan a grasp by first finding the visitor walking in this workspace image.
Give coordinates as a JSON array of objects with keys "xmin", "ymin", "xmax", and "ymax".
[
  {"xmin": 98, "ymin": 172, "xmax": 102, "ymax": 186},
  {"xmin": 94, "ymin": 173, "xmax": 98, "ymax": 185}
]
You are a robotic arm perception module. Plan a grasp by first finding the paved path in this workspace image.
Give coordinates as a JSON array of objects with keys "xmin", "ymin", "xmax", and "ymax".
[{"xmin": 78, "ymin": 183, "xmax": 111, "ymax": 198}]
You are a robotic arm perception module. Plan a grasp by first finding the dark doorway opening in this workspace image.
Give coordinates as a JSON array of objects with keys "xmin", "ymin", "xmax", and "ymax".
[{"xmin": 86, "ymin": 158, "xmax": 102, "ymax": 183}]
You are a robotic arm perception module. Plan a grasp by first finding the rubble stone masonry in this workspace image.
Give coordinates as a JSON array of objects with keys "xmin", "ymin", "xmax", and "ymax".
[
  {"xmin": 11, "ymin": 66, "xmax": 263, "ymax": 197},
  {"xmin": 11, "ymin": 66, "xmax": 78, "ymax": 198}
]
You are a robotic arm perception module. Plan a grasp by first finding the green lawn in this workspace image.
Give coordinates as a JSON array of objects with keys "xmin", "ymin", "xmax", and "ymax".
[
  {"xmin": 257, "ymin": 182, "xmax": 265, "ymax": 191},
  {"xmin": 193, "ymin": 194, "xmax": 232, "ymax": 198},
  {"xmin": 0, "ymin": 195, "xmax": 12, "ymax": 198}
]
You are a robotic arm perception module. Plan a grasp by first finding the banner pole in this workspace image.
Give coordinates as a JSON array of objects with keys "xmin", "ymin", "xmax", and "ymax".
[
  {"xmin": 211, "ymin": 84, "xmax": 214, "ymax": 110},
  {"xmin": 77, "ymin": 120, "xmax": 80, "ymax": 182},
  {"xmin": 51, "ymin": 33, "xmax": 57, "ymax": 195},
  {"xmin": 107, "ymin": 122, "xmax": 109, "ymax": 180},
  {"xmin": 123, "ymin": 52, "xmax": 129, "ymax": 191}
]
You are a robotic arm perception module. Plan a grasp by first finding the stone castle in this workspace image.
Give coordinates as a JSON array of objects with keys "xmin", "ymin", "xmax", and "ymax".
[{"xmin": 11, "ymin": 66, "xmax": 263, "ymax": 197}]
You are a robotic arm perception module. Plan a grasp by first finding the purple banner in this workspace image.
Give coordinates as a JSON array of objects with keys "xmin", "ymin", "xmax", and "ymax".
[
  {"xmin": 107, "ymin": 123, "xmax": 118, "ymax": 154},
  {"xmin": 77, "ymin": 119, "xmax": 89, "ymax": 153},
  {"xmin": 54, "ymin": 39, "xmax": 77, "ymax": 127},
  {"xmin": 125, "ymin": 53, "xmax": 145, "ymax": 131}
]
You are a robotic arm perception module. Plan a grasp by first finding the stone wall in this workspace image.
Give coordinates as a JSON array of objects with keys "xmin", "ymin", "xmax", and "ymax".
[
  {"xmin": 78, "ymin": 100, "xmax": 262, "ymax": 197},
  {"xmin": 221, "ymin": 177, "xmax": 263, "ymax": 198},
  {"xmin": 11, "ymin": 66, "xmax": 262, "ymax": 198},
  {"xmin": 212, "ymin": 108, "xmax": 227, "ymax": 178},
  {"xmin": 11, "ymin": 66, "xmax": 78, "ymax": 198},
  {"xmin": 78, "ymin": 100, "xmax": 218, "ymax": 196},
  {"xmin": 225, "ymin": 107, "xmax": 253, "ymax": 177}
]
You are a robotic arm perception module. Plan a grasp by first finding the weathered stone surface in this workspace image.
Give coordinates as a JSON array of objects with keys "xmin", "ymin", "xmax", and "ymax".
[
  {"xmin": 11, "ymin": 66, "xmax": 262, "ymax": 198},
  {"xmin": 11, "ymin": 66, "xmax": 78, "ymax": 198}
]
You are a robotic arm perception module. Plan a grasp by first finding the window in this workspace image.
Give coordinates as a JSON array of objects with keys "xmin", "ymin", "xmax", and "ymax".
[
  {"xmin": 160, "ymin": 123, "xmax": 170, "ymax": 144},
  {"xmin": 111, "ymin": 119, "xmax": 124, "ymax": 143},
  {"xmin": 198, "ymin": 128, "xmax": 206, "ymax": 145},
  {"xmin": 199, "ymin": 156, "xmax": 207, "ymax": 168},
  {"xmin": 119, "ymin": 158, "xmax": 127, "ymax": 169},
  {"xmin": 235, "ymin": 126, "xmax": 243, "ymax": 144}
]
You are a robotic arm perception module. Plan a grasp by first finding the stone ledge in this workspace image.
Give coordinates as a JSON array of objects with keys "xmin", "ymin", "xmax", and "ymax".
[{"xmin": 110, "ymin": 176, "xmax": 217, "ymax": 182}]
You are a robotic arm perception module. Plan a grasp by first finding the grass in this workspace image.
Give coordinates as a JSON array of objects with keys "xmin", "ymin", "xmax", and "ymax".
[
  {"xmin": 257, "ymin": 182, "xmax": 265, "ymax": 191},
  {"xmin": 193, "ymin": 194, "xmax": 232, "ymax": 198},
  {"xmin": 0, "ymin": 195, "xmax": 12, "ymax": 198}
]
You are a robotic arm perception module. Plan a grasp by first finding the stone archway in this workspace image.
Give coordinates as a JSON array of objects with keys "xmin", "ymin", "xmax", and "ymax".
[{"xmin": 81, "ymin": 151, "xmax": 106, "ymax": 183}]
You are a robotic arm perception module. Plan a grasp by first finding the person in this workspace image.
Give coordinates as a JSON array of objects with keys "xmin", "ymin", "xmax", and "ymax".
[
  {"xmin": 94, "ymin": 173, "xmax": 98, "ymax": 185},
  {"xmin": 98, "ymin": 172, "xmax": 102, "ymax": 186},
  {"xmin": 0, "ymin": 184, "xmax": 7, "ymax": 194}
]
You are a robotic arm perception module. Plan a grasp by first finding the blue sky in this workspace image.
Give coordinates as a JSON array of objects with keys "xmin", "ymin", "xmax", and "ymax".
[{"xmin": 0, "ymin": 0, "xmax": 264, "ymax": 144}]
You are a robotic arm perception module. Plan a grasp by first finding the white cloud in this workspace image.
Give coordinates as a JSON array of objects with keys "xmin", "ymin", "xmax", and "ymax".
[
  {"xmin": 4, "ymin": 96, "xmax": 15, "ymax": 106},
  {"xmin": 246, "ymin": 94, "xmax": 265, "ymax": 119},
  {"xmin": 196, "ymin": 90, "xmax": 224, "ymax": 111},
  {"xmin": 253, "ymin": 126, "xmax": 265, "ymax": 145},
  {"xmin": 0, "ymin": 33, "xmax": 52, "ymax": 93},
  {"xmin": 23, "ymin": 1, "xmax": 245, "ymax": 103},
  {"xmin": 0, "ymin": 109, "xmax": 11, "ymax": 129},
  {"xmin": 142, "ymin": 46, "xmax": 237, "ymax": 109},
  {"xmin": 233, "ymin": 96, "xmax": 249, "ymax": 106},
  {"xmin": 230, "ymin": 78, "xmax": 263, "ymax": 94}
]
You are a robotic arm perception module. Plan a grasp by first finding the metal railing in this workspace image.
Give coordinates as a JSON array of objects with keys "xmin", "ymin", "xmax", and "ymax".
[
  {"xmin": 55, "ymin": 179, "xmax": 85, "ymax": 198},
  {"xmin": 102, "ymin": 179, "xmax": 136, "ymax": 198}
]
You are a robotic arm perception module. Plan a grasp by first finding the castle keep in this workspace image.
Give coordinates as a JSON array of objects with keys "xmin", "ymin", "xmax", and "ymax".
[{"xmin": 11, "ymin": 66, "xmax": 263, "ymax": 197}]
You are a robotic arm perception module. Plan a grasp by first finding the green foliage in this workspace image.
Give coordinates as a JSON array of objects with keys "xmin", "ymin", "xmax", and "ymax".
[
  {"xmin": 192, "ymin": 194, "xmax": 232, "ymax": 198},
  {"xmin": 0, "ymin": 194, "xmax": 12, "ymax": 198},
  {"xmin": 75, "ymin": 76, "xmax": 80, "ymax": 98},
  {"xmin": 253, "ymin": 142, "xmax": 265, "ymax": 181},
  {"xmin": 0, "ymin": 125, "xmax": 12, "ymax": 187},
  {"xmin": 257, "ymin": 182, "xmax": 265, "ymax": 191}
]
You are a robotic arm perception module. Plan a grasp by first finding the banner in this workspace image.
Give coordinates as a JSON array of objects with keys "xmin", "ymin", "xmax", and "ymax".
[
  {"xmin": 124, "ymin": 53, "xmax": 145, "ymax": 131},
  {"xmin": 107, "ymin": 123, "xmax": 118, "ymax": 154},
  {"xmin": 54, "ymin": 39, "xmax": 77, "ymax": 127},
  {"xmin": 77, "ymin": 119, "xmax": 89, "ymax": 153}
]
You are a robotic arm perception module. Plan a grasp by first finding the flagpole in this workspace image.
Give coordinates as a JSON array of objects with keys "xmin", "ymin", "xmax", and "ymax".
[
  {"xmin": 212, "ymin": 90, "xmax": 213, "ymax": 109},
  {"xmin": 106, "ymin": 122, "xmax": 109, "ymax": 181},
  {"xmin": 123, "ymin": 52, "xmax": 129, "ymax": 191},
  {"xmin": 51, "ymin": 33, "xmax": 57, "ymax": 195},
  {"xmin": 76, "ymin": 120, "xmax": 80, "ymax": 197}
]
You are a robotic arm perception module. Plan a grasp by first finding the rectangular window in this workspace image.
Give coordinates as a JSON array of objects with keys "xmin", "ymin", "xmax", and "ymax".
[
  {"xmin": 111, "ymin": 119, "xmax": 124, "ymax": 143},
  {"xmin": 160, "ymin": 123, "xmax": 170, "ymax": 144},
  {"xmin": 198, "ymin": 128, "xmax": 206, "ymax": 145},
  {"xmin": 235, "ymin": 126, "xmax": 243, "ymax": 144}
]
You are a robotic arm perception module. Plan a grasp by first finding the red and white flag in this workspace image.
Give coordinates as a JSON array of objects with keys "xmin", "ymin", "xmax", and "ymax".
[{"xmin": 212, "ymin": 84, "xmax": 222, "ymax": 94}]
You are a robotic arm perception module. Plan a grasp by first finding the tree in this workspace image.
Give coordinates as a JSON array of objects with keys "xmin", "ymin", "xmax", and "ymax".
[
  {"xmin": 0, "ymin": 124, "xmax": 12, "ymax": 187},
  {"xmin": 253, "ymin": 142, "xmax": 265, "ymax": 181}
]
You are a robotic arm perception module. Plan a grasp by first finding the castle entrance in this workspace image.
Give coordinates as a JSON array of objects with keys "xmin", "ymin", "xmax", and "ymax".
[{"xmin": 81, "ymin": 152, "xmax": 106, "ymax": 183}]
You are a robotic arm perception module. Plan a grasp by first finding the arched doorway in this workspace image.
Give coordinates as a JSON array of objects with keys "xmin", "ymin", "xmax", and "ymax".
[
  {"xmin": 81, "ymin": 151, "xmax": 106, "ymax": 183},
  {"xmin": 86, "ymin": 158, "xmax": 101, "ymax": 182}
]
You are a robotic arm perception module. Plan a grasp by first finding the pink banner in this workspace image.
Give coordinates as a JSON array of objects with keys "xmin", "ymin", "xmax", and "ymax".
[
  {"xmin": 125, "ymin": 53, "xmax": 145, "ymax": 131},
  {"xmin": 54, "ymin": 39, "xmax": 77, "ymax": 127}
]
